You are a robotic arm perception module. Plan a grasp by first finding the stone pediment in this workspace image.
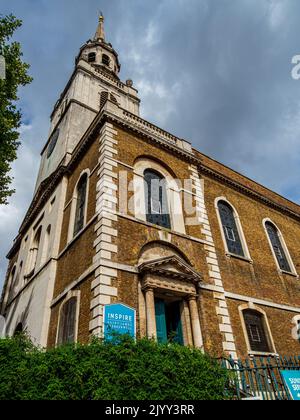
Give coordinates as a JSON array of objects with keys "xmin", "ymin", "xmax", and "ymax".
[{"xmin": 138, "ymin": 255, "xmax": 202, "ymax": 284}]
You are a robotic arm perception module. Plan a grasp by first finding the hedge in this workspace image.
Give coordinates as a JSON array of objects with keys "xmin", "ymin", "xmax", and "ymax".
[{"xmin": 0, "ymin": 335, "xmax": 231, "ymax": 400}]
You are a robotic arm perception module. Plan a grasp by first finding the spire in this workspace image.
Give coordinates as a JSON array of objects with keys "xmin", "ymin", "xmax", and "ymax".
[{"xmin": 94, "ymin": 12, "xmax": 105, "ymax": 42}]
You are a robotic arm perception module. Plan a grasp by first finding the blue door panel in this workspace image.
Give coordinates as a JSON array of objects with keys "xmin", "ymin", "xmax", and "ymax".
[{"xmin": 155, "ymin": 299, "xmax": 167, "ymax": 343}]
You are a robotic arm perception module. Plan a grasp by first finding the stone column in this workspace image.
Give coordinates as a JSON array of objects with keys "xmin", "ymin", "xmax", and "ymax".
[
  {"xmin": 188, "ymin": 295, "xmax": 204, "ymax": 349},
  {"xmin": 145, "ymin": 287, "xmax": 157, "ymax": 340}
]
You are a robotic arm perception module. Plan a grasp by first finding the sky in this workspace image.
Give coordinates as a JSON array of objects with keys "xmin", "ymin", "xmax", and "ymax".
[{"xmin": 1, "ymin": 0, "xmax": 300, "ymax": 290}]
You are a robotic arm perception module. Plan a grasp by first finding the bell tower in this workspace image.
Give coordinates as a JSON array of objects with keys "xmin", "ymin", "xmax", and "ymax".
[{"xmin": 35, "ymin": 14, "xmax": 140, "ymax": 189}]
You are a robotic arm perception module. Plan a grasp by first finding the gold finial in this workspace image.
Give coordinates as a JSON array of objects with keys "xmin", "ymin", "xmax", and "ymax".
[
  {"xmin": 94, "ymin": 11, "xmax": 105, "ymax": 41},
  {"xmin": 98, "ymin": 11, "xmax": 104, "ymax": 22}
]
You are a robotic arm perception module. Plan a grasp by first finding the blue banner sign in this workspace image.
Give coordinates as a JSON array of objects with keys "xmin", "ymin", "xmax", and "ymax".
[
  {"xmin": 103, "ymin": 303, "xmax": 136, "ymax": 340},
  {"xmin": 281, "ymin": 370, "xmax": 300, "ymax": 400}
]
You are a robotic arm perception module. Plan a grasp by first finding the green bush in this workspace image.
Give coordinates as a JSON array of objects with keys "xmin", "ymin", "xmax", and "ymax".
[{"xmin": 0, "ymin": 335, "xmax": 231, "ymax": 400}]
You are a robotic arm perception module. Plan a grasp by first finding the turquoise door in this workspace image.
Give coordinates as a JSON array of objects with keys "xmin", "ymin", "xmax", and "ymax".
[
  {"xmin": 155, "ymin": 299, "xmax": 168, "ymax": 343},
  {"xmin": 168, "ymin": 301, "xmax": 184, "ymax": 345}
]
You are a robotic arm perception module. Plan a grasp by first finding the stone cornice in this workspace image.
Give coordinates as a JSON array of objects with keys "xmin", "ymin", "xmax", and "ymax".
[
  {"xmin": 50, "ymin": 62, "xmax": 139, "ymax": 121},
  {"xmin": 199, "ymin": 163, "xmax": 300, "ymax": 221}
]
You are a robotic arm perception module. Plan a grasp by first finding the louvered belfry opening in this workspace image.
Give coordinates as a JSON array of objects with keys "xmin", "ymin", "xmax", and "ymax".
[
  {"xmin": 100, "ymin": 91, "xmax": 109, "ymax": 110},
  {"xmin": 88, "ymin": 52, "xmax": 96, "ymax": 63},
  {"xmin": 102, "ymin": 54, "xmax": 110, "ymax": 66}
]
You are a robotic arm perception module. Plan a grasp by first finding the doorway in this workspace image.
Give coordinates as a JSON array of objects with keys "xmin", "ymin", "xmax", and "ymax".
[{"xmin": 155, "ymin": 298, "xmax": 184, "ymax": 345}]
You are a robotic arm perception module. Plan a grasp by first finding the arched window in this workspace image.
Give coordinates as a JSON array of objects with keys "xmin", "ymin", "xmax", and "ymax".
[
  {"xmin": 28, "ymin": 226, "xmax": 42, "ymax": 275},
  {"xmin": 144, "ymin": 169, "xmax": 171, "ymax": 229},
  {"xmin": 88, "ymin": 52, "xmax": 96, "ymax": 63},
  {"xmin": 100, "ymin": 91, "xmax": 109, "ymax": 110},
  {"xmin": 102, "ymin": 54, "xmax": 110, "ymax": 66},
  {"xmin": 217, "ymin": 201, "xmax": 244, "ymax": 257},
  {"xmin": 14, "ymin": 261, "xmax": 23, "ymax": 291},
  {"xmin": 243, "ymin": 310, "xmax": 271, "ymax": 353},
  {"xmin": 57, "ymin": 297, "xmax": 78, "ymax": 345},
  {"xmin": 74, "ymin": 174, "xmax": 88, "ymax": 237},
  {"xmin": 9, "ymin": 266, "xmax": 16, "ymax": 286},
  {"xmin": 42, "ymin": 225, "xmax": 51, "ymax": 264},
  {"xmin": 265, "ymin": 222, "xmax": 291, "ymax": 272},
  {"xmin": 7, "ymin": 265, "xmax": 16, "ymax": 300},
  {"xmin": 47, "ymin": 128, "xmax": 60, "ymax": 159}
]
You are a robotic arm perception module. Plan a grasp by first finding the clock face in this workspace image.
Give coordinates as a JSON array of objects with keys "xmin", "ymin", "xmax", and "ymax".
[{"xmin": 47, "ymin": 128, "xmax": 60, "ymax": 159}]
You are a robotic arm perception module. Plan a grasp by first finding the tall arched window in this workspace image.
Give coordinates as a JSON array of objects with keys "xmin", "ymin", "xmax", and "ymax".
[
  {"xmin": 47, "ymin": 128, "xmax": 60, "ymax": 159},
  {"xmin": 7, "ymin": 265, "xmax": 16, "ymax": 300},
  {"xmin": 144, "ymin": 169, "xmax": 171, "ymax": 229},
  {"xmin": 14, "ymin": 261, "xmax": 23, "ymax": 291},
  {"xmin": 73, "ymin": 174, "xmax": 88, "ymax": 237},
  {"xmin": 57, "ymin": 297, "xmax": 78, "ymax": 345},
  {"xmin": 42, "ymin": 225, "xmax": 51, "ymax": 265},
  {"xmin": 243, "ymin": 309, "xmax": 272, "ymax": 353},
  {"xmin": 28, "ymin": 226, "xmax": 42, "ymax": 275},
  {"xmin": 265, "ymin": 222, "xmax": 291, "ymax": 272},
  {"xmin": 217, "ymin": 201, "xmax": 244, "ymax": 257}
]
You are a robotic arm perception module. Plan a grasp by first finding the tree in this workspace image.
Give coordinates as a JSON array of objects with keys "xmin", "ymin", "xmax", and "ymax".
[{"xmin": 0, "ymin": 14, "xmax": 32, "ymax": 205}]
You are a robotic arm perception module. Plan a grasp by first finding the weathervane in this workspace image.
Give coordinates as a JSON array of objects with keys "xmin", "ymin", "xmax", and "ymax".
[{"xmin": 98, "ymin": 10, "xmax": 104, "ymax": 22}]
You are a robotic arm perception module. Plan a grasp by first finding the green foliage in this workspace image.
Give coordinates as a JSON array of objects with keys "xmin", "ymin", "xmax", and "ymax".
[
  {"xmin": 0, "ymin": 335, "xmax": 231, "ymax": 400},
  {"xmin": 0, "ymin": 14, "xmax": 32, "ymax": 204}
]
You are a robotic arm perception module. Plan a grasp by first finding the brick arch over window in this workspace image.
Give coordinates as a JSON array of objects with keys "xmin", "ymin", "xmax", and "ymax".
[
  {"xmin": 239, "ymin": 304, "xmax": 276, "ymax": 355},
  {"xmin": 263, "ymin": 218, "xmax": 296, "ymax": 275},
  {"xmin": 215, "ymin": 197, "xmax": 251, "ymax": 259},
  {"xmin": 138, "ymin": 241, "xmax": 192, "ymax": 266},
  {"xmin": 133, "ymin": 157, "xmax": 185, "ymax": 234}
]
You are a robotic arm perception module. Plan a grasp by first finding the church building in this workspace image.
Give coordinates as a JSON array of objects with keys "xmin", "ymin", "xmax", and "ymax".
[{"xmin": 1, "ymin": 16, "xmax": 300, "ymax": 360}]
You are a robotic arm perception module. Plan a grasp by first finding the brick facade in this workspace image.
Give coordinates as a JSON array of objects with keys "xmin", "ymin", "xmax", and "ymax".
[{"xmin": 45, "ymin": 121, "xmax": 300, "ymax": 358}]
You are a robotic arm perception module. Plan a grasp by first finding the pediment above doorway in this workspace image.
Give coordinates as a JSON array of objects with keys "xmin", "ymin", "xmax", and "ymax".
[{"xmin": 138, "ymin": 255, "xmax": 202, "ymax": 285}]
